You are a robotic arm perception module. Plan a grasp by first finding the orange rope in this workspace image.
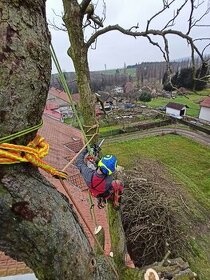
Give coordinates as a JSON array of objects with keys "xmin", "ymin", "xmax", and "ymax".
[{"xmin": 0, "ymin": 135, "xmax": 67, "ymax": 179}]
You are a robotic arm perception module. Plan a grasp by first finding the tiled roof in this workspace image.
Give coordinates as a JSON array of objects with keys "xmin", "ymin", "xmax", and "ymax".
[
  {"xmin": 200, "ymin": 96, "xmax": 210, "ymax": 108},
  {"xmin": 0, "ymin": 251, "xmax": 32, "ymax": 277},
  {"xmin": 49, "ymin": 87, "xmax": 69, "ymax": 103},
  {"xmin": 43, "ymin": 108, "xmax": 61, "ymax": 121},
  {"xmin": 65, "ymin": 138, "xmax": 83, "ymax": 153},
  {"xmin": 96, "ymin": 91, "xmax": 110, "ymax": 102},
  {"xmin": 0, "ymin": 114, "xmax": 111, "ymax": 277},
  {"xmin": 49, "ymin": 87, "xmax": 80, "ymax": 104},
  {"xmin": 166, "ymin": 102, "xmax": 186, "ymax": 110},
  {"xmin": 45, "ymin": 100, "xmax": 59, "ymax": 110}
]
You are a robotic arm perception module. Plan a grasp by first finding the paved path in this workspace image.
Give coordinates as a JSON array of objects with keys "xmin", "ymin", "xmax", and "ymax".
[{"xmin": 105, "ymin": 127, "xmax": 210, "ymax": 147}]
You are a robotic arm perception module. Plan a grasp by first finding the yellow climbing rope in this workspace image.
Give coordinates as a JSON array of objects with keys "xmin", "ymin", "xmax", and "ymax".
[{"xmin": 0, "ymin": 135, "xmax": 67, "ymax": 179}]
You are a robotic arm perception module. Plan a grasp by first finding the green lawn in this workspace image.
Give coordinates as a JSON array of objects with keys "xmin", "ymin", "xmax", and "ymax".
[
  {"xmin": 148, "ymin": 89, "xmax": 210, "ymax": 117},
  {"xmin": 103, "ymin": 133, "xmax": 210, "ymax": 278},
  {"xmin": 104, "ymin": 134, "xmax": 210, "ymax": 203},
  {"xmin": 148, "ymin": 95, "xmax": 203, "ymax": 117},
  {"xmin": 98, "ymin": 67, "xmax": 137, "ymax": 77}
]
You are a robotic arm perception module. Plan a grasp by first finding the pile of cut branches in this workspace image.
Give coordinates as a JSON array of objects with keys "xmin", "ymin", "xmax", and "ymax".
[{"xmin": 120, "ymin": 159, "xmax": 187, "ymax": 267}]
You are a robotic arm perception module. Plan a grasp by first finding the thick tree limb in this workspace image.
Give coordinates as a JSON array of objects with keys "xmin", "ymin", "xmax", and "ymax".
[
  {"xmin": 80, "ymin": 0, "xmax": 92, "ymax": 15},
  {"xmin": 86, "ymin": 25, "xmax": 204, "ymax": 60}
]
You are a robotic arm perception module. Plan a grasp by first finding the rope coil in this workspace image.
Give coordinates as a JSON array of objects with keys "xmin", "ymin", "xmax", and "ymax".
[{"xmin": 0, "ymin": 135, "xmax": 67, "ymax": 179}]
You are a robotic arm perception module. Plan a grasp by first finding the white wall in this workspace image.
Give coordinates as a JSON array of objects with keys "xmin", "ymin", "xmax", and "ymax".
[
  {"xmin": 199, "ymin": 107, "xmax": 210, "ymax": 122},
  {"xmin": 0, "ymin": 274, "xmax": 37, "ymax": 280},
  {"xmin": 166, "ymin": 107, "xmax": 180, "ymax": 116}
]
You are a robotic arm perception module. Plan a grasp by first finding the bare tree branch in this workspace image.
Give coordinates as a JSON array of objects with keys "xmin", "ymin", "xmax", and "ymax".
[
  {"xmin": 187, "ymin": 0, "xmax": 194, "ymax": 35},
  {"xmin": 145, "ymin": 35, "xmax": 166, "ymax": 60},
  {"xmin": 48, "ymin": 20, "xmax": 67, "ymax": 32},
  {"xmin": 146, "ymin": 0, "xmax": 176, "ymax": 32},
  {"xmin": 191, "ymin": 7, "xmax": 210, "ymax": 27},
  {"xmin": 102, "ymin": 0, "xmax": 106, "ymax": 22},
  {"xmin": 201, "ymin": 42, "xmax": 210, "ymax": 56},
  {"xmin": 193, "ymin": 37, "xmax": 210, "ymax": 41},
  {"xmin": 162, "ymin": 0, "xmax": 188, "ymax": 31},
  {"xmin": 80, "ymin": 0, "xmax": 92, "ymax": 15},
  {"xmin": 47, "ymin": 9, "xmax": 67, "ymax": 32},
  {"xmin": 194, "ymin": 24, "xmax": 210, "ymax": 26},
  {"xmin": 86, "ymin": 24, "xmax": 204, "ymax": 60}
]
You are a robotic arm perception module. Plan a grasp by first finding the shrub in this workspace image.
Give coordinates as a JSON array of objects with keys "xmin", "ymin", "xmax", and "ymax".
[{"xmin": 139, "ymin": 91, "xmax": 152, "ymax": 102}]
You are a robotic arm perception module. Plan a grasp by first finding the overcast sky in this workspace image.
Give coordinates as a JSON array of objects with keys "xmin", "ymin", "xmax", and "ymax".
[{"xmin": 46, "ymin": 0, "xmax": 210, "ymax": 73}]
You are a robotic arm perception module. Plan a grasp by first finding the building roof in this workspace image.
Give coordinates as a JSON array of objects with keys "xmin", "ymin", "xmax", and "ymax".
[
  {"xmin": 45, "ymin": 100, "xmax": 59, "ymax": 110},
  {"xmin": 166, "ymin": 102, "xmax": 186, "ymax": 110},
  {"xmin": 0, "ymin": 114, "xmax": 112, "ymax": 277},
  {"xmin": 43, "ymin": 108, "xmax": 61, "ymax": 121},
  {"xmin": 95, "ymin": 91, "xmax": 110, "ymax": 103},
  {"xmin": 49, "ymin": 87, "xmax": 69, "ymax": 103},
  {"xmin": 200, "ymin": 96, "xmax": 210, "ymax": 108},
  {"xmin": 49, "ymin": 87, "xmax": 80, "ymax": 106}
]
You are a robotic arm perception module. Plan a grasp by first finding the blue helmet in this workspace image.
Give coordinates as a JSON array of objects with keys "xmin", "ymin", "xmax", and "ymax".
[{"xmin": 98, "ymin": 155, "xmax": 117, "ymax": 175}]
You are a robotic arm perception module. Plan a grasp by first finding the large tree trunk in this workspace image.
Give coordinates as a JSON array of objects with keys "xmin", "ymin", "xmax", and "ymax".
[
  {"xmin": 0, "ymin": 1, "xmax": 115, "ymax": 279},
  {"xmin": 62, "ymin": 0, "xmax": 98, "ymax": 139},
  {"xmin": 0, "ymin": 0, "xmax": 50, "ymax": 145}
]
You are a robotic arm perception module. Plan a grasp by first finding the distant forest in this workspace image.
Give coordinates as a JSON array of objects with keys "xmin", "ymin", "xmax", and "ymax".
[{"xmin": 50, "ymin": 56, "xmax": 209, "ymax": 93}]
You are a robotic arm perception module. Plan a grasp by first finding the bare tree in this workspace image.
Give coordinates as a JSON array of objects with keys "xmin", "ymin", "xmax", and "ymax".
[{"xmin": 60, "ymin": 0, "xmax": 209, "ymax": 133}]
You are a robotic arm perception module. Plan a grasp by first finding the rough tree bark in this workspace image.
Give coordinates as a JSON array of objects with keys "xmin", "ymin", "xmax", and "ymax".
[
  {"xmin": 62, "ymin": 0, "xmax": 98, "ymax": 139},
  {"xmin": 0, "ymin": 1, "xmax": 116, "ymax": 279}
]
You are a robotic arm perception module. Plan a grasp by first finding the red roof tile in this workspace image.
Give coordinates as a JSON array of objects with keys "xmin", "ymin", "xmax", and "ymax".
[
  {"xmin": 200, "ymin": 96, "xmax": 210, "ymax": 108},
  {"xmin": 43, "ymin": 108, "xmax": 61, "ymax": 120},
  {"xmin": 45, "ymin": 100, "xmax": 59, "ymax": 110},
  {"xmin": 49, "ymin": 87, "xmax": 80, "ymax": 105},
  {"xmin": 49, "ymin": 87, "xmax": 70, "ymax": 103}
]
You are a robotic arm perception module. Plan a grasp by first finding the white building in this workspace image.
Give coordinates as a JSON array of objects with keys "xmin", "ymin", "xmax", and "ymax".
[
  {"xmin": 199, "ymin": 97, "xmax": 210, "ymax": 122},
  {"xmin": 165, "ymin": 102, "xmax": 187, "ymax": 119},
  {"xmin": 0, "ymin": 274, "xmax": 37, "ymax": 280}
]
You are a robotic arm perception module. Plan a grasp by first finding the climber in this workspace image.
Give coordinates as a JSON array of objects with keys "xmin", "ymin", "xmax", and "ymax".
[{"xmin": 75, "ymin": 148, "xmax": 124, "ymax": 208}]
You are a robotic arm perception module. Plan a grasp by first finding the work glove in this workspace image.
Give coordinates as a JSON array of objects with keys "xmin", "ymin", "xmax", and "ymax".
[{"xmin": 92, "ymin": 143, "xmax": 101, "ymax": 157}]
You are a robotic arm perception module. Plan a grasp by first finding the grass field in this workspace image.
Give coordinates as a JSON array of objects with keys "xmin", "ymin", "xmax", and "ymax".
[
  {"xmin": 148, "ymin": 93, "xmax": 209, "ymax": 117},
  {"xmin": 104, "ymin": 134, "xmax": 210, "ymax": 204},
  {"xmin": 97, "ymin": 67, "xmax": 137, "ymax": 77},
  {"xmin": 103, "ymin": 133, "xmax": 210, "ymax": 278}
]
